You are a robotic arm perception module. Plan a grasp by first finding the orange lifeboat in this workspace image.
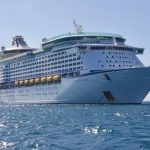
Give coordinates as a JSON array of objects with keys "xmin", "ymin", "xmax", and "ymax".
[
  {"xmin": 15, "ymin": 81, "xmax": 19, "ymax": 86},
  {"xmin": 24, "ymin": 79, "xmax": 29, "ymax": 85},
  {"xmin": 47, "ymin": 76, "xmax": 53, "ymax": 82},
  {"xmin": 53, "ymin": 75, "xmax": 61, "ymax": 82},
  {"xmin": 41, "ymin": 77, "xmax": 47, "ymax": 83},
  {"xmin": 30, "ymin": 79, "xmax": 35, "ymax": 84},
  {"xmin": 35, "ymin": 77, "xmax": 41, "ymax": 83},
  {"xmin": 19, "ymin": 80, "xmax": 24, "ymax": 85}
]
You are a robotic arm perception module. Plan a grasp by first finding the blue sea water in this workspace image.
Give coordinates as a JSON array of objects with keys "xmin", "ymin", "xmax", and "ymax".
[{"xmin": 0, "ymin": 104, "xmax": 150, "ymax": 150}]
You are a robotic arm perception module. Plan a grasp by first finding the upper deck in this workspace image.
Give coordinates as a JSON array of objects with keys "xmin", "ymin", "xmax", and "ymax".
[
  {"xmin": 42, "ymin": 32, "xmax": 126, "ymax": 50},
  {"xmin": 0, "ymin": 32, "xmax": 144, "ymax": 63}
]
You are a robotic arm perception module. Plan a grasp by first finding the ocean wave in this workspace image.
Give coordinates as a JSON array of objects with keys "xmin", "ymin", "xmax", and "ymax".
[
  {"xmin": 0, "ymin": 124, "xmax": 5, "ymax": 128},
  {"xmin": 0, "ymin": 141, "xmax": 14, "ymax": 149},
  {"xmin": 114, "ymin": 112, "xmax": 125, "ymax": 117},
  {"xmin": 83, "ymin": 126, "xmax": 112, "ymax": 135}
]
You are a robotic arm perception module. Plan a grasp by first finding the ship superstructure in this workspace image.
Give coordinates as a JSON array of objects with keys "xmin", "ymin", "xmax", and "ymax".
[{"xmin": 0, "ymin": 30, "xmax": 150, "ymax": 104}]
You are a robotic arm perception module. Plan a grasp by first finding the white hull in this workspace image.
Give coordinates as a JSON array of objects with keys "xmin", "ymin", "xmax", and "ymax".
[{"xmin": 0, "ymin": 67, "xmax": 150, "ymax": 104}]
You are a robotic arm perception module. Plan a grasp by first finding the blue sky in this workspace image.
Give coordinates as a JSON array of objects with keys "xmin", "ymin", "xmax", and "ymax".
[{"xmin": 0, "ymin": 0, "xmax": 150, "ymax": 65}]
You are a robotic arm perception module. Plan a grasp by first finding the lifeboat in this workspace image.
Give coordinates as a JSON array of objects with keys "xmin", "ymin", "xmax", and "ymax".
[
  {"xmin": 24, "ymin": 79, "xmax": 29, "ymax": 85},
  {"xmin": 15, "ymin": 81, "xmax": 19, "ymax": 85},
  {"xmin": 53, "ymin": 75, "xmax": 61, "ymax": 81},
  {"xmin": 35, "ymin": 77, "xmax": 40, "ymax": 83},
  {"xmin": 47, "ymin": 76, "xmax": 53, "ymax": 82},
  {"xmin": 30, "ymin": 79, "xmax": 35, "ymax": 84},
  {"xmin": 19, "ymin": 80, "xmax": 24, "ymax": 85},
  {"xmin": 41, "ymin": 77, "xmax": 47, "ymax": 83}
]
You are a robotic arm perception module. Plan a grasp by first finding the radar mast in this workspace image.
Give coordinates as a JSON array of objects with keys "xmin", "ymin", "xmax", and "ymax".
[{"xmin": 73, "ymin": 20, "xmax": 83, "ymax": 33}]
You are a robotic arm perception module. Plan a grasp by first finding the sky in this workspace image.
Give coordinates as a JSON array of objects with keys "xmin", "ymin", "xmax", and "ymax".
[{"xmin": 0, "ymin": 0, "xmax": 150, "ymax": 65}]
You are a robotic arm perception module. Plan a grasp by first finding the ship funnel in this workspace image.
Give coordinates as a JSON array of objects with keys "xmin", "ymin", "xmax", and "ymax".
[{"xmin": 12, "ymin": 36, "xmax": 29, "ymax": 48}]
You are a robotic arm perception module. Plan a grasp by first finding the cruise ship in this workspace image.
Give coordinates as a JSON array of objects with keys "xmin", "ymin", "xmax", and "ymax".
[{"xmin": 0, "ymin": 24, "xmax": 150, "ymax": 104}]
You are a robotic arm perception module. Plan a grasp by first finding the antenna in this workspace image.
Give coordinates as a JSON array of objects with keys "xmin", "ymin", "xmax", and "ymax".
[
  {"xmin": 1, "ymin": 46, "xmax": 5, "ymax": 51},
  {"xmin": 73, "ymin": 20, "xmax": 83, "ymax": 33},
  {"xmin": 1, "ymin": 45, "xmax": 5, "ymax": 54}
]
